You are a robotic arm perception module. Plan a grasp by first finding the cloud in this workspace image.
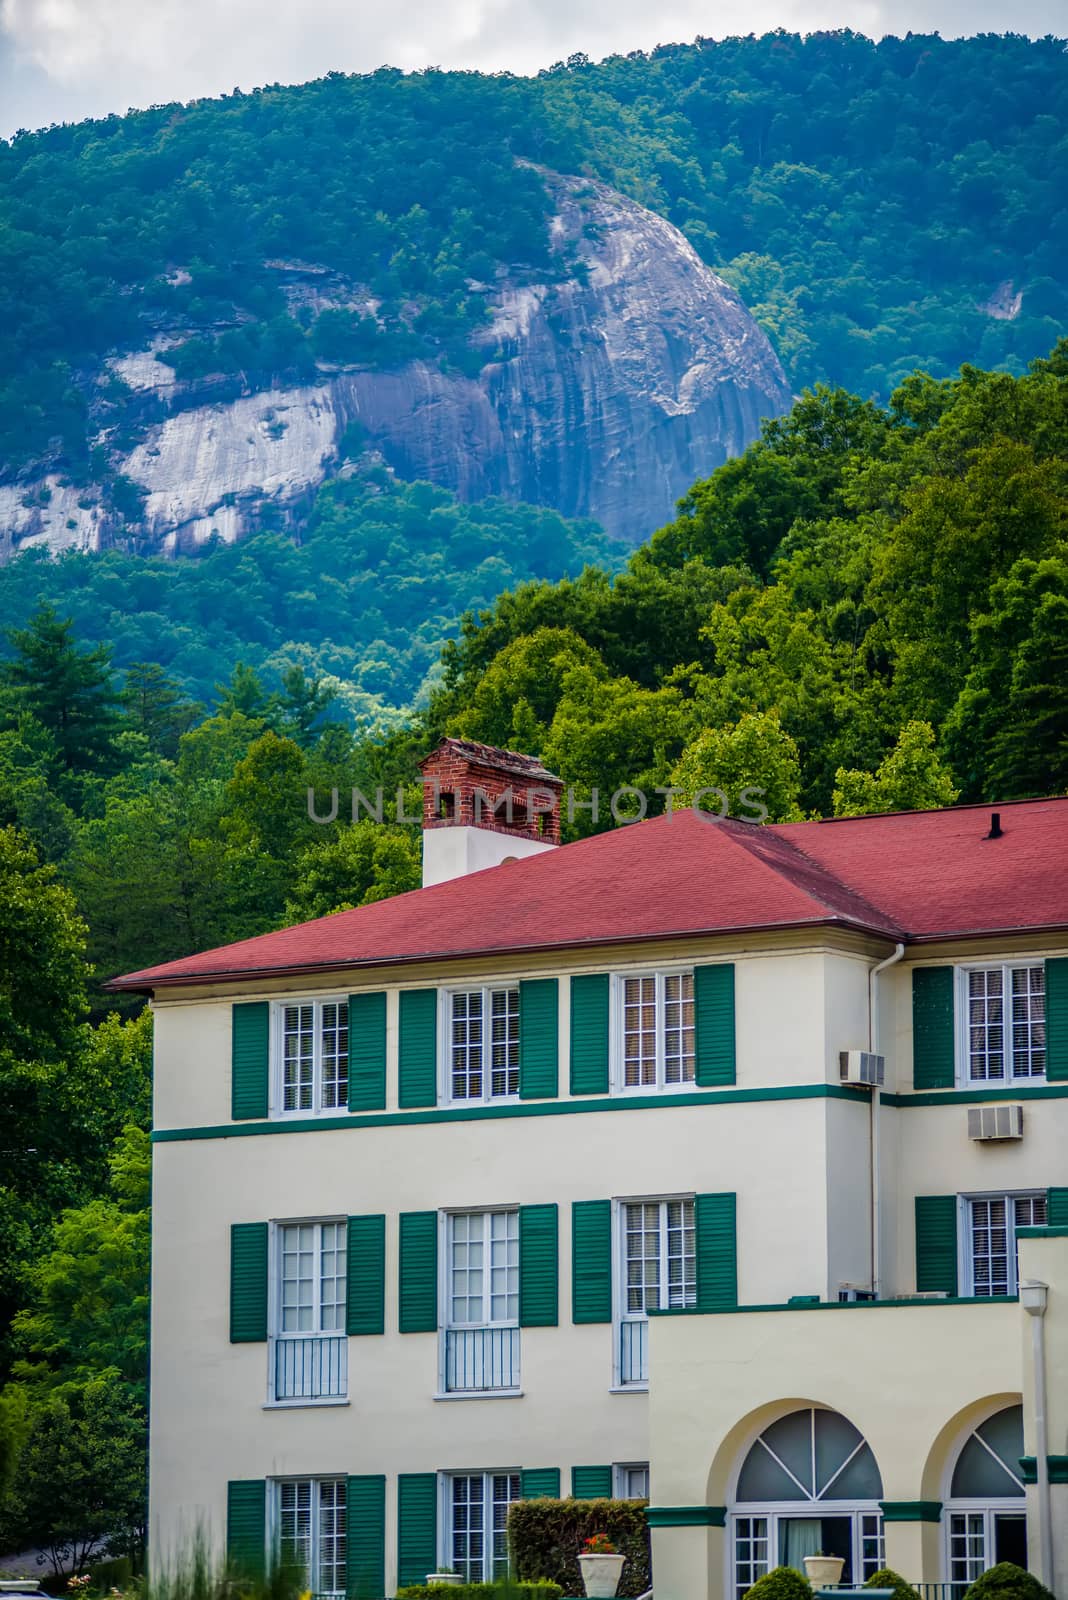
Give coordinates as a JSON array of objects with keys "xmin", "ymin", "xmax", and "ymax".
[{"xmin": 0, "ymin": 0, "xmax": 1064, "ymax": 137}]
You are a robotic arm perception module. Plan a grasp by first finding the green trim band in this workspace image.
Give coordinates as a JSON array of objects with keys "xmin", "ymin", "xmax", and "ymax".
[
  {"xmin": 1017, "ymin": 1226, "xmax": 1068, "ymax": 1239},
  {"xmin": 150, "ymin": 1078, "xmax": 1068, "ymax": 1143},
  {"xmin": 649, "ymin": 1296, "xmax": 1016, "ymax": 1317},
  {"xmin": 880, "ymin": 1501, "xmax": 943, "ymax": 1523},
  {"xmin": 645, "ymin": 1506, "xmax": 726, "ymax": 1528},
  {"xmin": 1019, "ymin": 1456, "xmax": 1068, "ymax": 1485}
]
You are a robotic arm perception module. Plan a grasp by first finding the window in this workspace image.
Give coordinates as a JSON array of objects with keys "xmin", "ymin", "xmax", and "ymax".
[
  {"xmin": 963, "ymin": 965, "xmax": 1045, "ymax": 1082},
  {"xmin": 445, "ymin": 1472, "xmax": 520, "ymax": 1583},
  {"xmin": 614, "ymin": 1463, "xmax": 650, "ymax": 1500},
  {"xmin": 617, "ymin": 1198, "xmax": 694, "ymax": 1385},
  {"xmin": 965, "ymin": 1193, "xmax": 1046, "ymax": 1297},
  {"xmin": 272, "ymin": 1222, "xmax": 347, "ymax": 1402},
  {"xmin": 276, "ymin": 1478, "xmax": 346, "ymax": 1598},
  {"xmin": 276, "ymin": 1000, "xmax": 348, "ymax": 1113},
  {"xmin": 443, "ymin": 1211, "xmax": 520, "ymax": 1392},
  {"xmin": 447, "ymin": 988, "xmax": 519, "ymax": 1102},
  {"xmin": 946, "ymin": 1406, "xmax": 1027, "ymax": 1591},
  {"xmin": 617, "ymin": 971, "xmax": 694, "ymax": 1090},
  {"xmin": 730, "ymin": 1408, "xmax": 885, "ymax": 1600}
]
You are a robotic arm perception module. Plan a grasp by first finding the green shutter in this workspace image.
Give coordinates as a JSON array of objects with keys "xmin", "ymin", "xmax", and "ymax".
[
  {"xmin": 348, "ymin": 992, "xmax": 387, "ymax": 1112},
  {"xmin": 399, "ymin": 1211, "xmax": 438, "ymax": 1332},
  {"xmin": 570, "ymin": 974, "xmax": 610, "ymax": 1095},
  {"xmin": 227, "ymin": 1479, "xmax": 266, "ymax": 1575},
  {"xmin": 231, "ymin": 1001, "xmax": 269, "ymax": 1120},
  {"xmin": 571, "ymin": 1199, "xmax": 612, "ymax": 1324},
  {"xmin": 346, "ymin": 1475, "xmax": 386, "ymax": 1600},
  {"xmin": 521, "ymin": 1469, "xmax": 560, "ymax": 1499},
  {"xmin": 519, "ymin": 978, "xmax": 559, "ymax": 1100},
  {"xmin": 1046, "ymin": 958, "xmax": 1068, "ymax": 1082},
  {"xmin": 913, "ymin": 967, "xmax": 956, "ymax": 1090},
  {"xmin": 1047, "ymin": 1188, "xmax": 1068, "ymax": 1227},
  {"xmin": 346, "ymin": 1215, "xmax": 385, "ymax": 1336},
  {"xmin": 519, "ymin": 1203, "xmax": 559, "ymax": 1327},
  {"xmin": 915, "ymin": 1196, "xmax": 959, "ymax": 1294},
  {"xmin": 695, "ymin": 1193, "xmax": 738, "ymax": 1311},
  {"xmin": 230, "ymin": 1222, "xmax": 268, "ymax": 1342},
  {"xmin": 694, "ymin": 964, "xmax": 736, "ymax": 1086},
  {"xmin": 397, "ymin": 1473, "xmax": 437, "ymax": 1588},
  {"xmin": 572, "ymin": 1466, "xmax": 612, "ymax": 1499},
  {"xmin": 399, "ymin": 989, "xmax": 438, "ymax": 1108}
]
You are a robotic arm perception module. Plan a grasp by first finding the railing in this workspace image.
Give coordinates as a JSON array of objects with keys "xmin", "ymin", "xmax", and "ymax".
[
  {"xmin": 620, "ymin": 1318, "xmax": 648, "ymax": 1385},
  {"xmin": 912, "ymin": 1587, "xmax": 963, "ymax": 1600},
  {"xmin": 272, "ymin": 1334, "xmax": 347, "ymax": 1401},
  {"xmin": 444, "ymin": 1325, "xmax": 520, "ymax": 1391}
]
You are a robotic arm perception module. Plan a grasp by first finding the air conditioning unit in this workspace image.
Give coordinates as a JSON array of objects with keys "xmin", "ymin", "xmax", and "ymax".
[
  {"xmin": 897, "ymin": 1291, "xmax": 949, "ymax": 1301},
  {"xmin": 968, "ymin": 1104, "xmax": 1024, "ymax": 1141},
  {"xmin": 837, "ymin": 1286, "xmax": 877, "ymax": 1303},
  {"xmin": 839, "ymin": 1049, "xmax": 885, "ymax": 1087}
]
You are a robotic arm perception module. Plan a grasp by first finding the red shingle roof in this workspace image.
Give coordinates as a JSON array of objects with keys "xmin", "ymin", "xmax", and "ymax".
[{"xmin": 109, "ymin": 797, "xmax": 1068, "ymax": 990}]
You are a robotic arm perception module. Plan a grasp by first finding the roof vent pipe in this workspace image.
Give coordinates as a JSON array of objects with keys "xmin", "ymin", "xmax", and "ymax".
[{"xmin": 987, "ymin": 812, "xmax": 1003, "ymax": 839}]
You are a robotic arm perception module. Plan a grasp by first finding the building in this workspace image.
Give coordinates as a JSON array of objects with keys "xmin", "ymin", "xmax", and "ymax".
[{"xmin": 110, "ymin": 741, "xmax": 1068, "ymax": 1600}]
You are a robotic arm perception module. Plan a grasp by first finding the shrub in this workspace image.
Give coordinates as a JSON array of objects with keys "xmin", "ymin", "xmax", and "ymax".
[
  {"xmin": 743, "ymin": 1568, "xmax": 813, "ymax": 1600},
  {"xmin": 508, "ymin": 1498, "xmax": 650, "ymax": 1598},
  {"xmin": 864, "ymin": 1571, "xmax": 920, "ymax": 1600},
  {"xmin": 963, "ymin": 1564, "xmax": 1055, "ymax": 1600},
  {"xmin": 395, "ymin": 1586, "xmax": 562, "ymax": 1600}
]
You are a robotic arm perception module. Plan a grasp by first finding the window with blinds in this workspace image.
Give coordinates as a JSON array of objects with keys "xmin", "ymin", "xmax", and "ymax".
[
  {"xmin": 276, "ymin": 1478, "xmax": 346, "ymax": 1599},
  {"xmin": 964, "ymin": 964, "xmax": 1046, "ymax": 1082},
  {"xmin": 618, "ymin": 971, "xmax": 695, "ymax": 1090},
  {"xmin": 967, "ymin": 1193, "xmax": 1047, "ymax": 1296},
  {"xmin": 448, "ymin": 987, "xmax": 519, "ymax": 1102},
  {"xmin": 277, "ymin": 1000, "xmax": 349, "ymax": 1113},
  {"xmin": 616, "ymin": 1197, "xmax": 695, "ymax": 1386},
  {"xmin": 446, "ymin": 1472, "xmax": 520, "ymax": 1583}
]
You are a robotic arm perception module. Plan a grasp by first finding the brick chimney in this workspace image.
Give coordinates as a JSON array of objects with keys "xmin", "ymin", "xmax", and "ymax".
[{"xmin": 419, "ymin": 738, "xmax": 563, "ymax": 886}]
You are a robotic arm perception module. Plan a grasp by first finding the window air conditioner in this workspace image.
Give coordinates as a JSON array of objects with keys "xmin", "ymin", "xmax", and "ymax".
[
  {"xmin": 839, "ymin": 1049, "xmax": 885, "ymax": 1087},
  {"xmin": 968, "ymin": 1104, "xmax": 1024, "ymax": 1141},
  {"xmin": 837, "ymin": 1286, "xmax": 878, "ymax": 1303}
]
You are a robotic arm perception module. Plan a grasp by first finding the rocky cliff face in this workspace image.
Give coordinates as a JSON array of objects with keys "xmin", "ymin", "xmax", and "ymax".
[{"xmin": 0, "ymin": 170, "xmax": 790, "ymax": 558}]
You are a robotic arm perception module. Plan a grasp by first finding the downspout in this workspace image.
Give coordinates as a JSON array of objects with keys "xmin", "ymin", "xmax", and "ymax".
[
  {"xmin": 869, "ymin": 943, "xmax": 905, "ymax": 1299},
  {"xmin": 1021, "ymin": 1281, "xmax": 1053, "ymax": 1587}
]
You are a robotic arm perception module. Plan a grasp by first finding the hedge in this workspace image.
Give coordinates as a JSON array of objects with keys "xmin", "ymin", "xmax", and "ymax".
[
  {"xmin": 507, "ymin": 1498, "xmax": 650, "ymax": 1598},
  {"xmin": 962, "ymin": 1566, "xmax": 1055, "ymax": 1600},
  {"xmin": 864, "ymin": 1571, "xmax": 920, "ymax": 1600},
  {"xmin": 742, "ymin": 1569, "xmax": 813, "ymax": 1600},
  {"xmin": 396, "ymin": 1586, "xmax": 562, "ymax": 1600}
]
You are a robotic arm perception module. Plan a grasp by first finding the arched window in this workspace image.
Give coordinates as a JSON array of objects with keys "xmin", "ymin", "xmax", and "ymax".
[
  {"xmin": 731, "ymin": 1408, "xmax": 884, "ymax": 1600},
  {"xmin": 946, "ymin": 1405, "xmax": 1027, "ymax": 1588}
]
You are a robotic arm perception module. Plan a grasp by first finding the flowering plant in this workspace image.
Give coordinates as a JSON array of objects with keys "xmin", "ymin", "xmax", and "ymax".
[{"xmin": 583, "ymin": 1533, "xmax": 617, "ymax": 1555}]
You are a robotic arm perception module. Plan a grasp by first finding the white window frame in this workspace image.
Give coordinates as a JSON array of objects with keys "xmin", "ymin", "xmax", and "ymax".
[
  {"xmin": 727, "ymin": 1506, "xmax": 885, "ymax": 1600},
  {"xmin": 612, "ymin": 1194, "xmax": 696, "ymax": 1390},
  {"xmin": 271, "ymin": 996, "xmax": 350, "ymax": 1118},
  {"xmin": 956, "ymin": 962, "xmax": 1047, "ymax": 1087},
  {"xmin": 613, "ymin": 1462, "xmax": 650, "ymax": 1500},
  {"xmin": 266, "ymin": 1217, "xmax": 349, "ymax": 1407},
  {"xmin": 437, "ymin": 1208, "xmax": 522, "ymax": 1396},
  {"xmin": 611, "ymin": 968, "xmax": 696, "ymax": 1094},
  {"xmin": 440, "ymin": 985, "xmax": 521, "ymax": 1107},
  {"xmin": 439, "ymin": 1469, "xmax": 521, "ymax": 1583},
  {"xmin": 943, "ymin": 1503, "xmax": 1028, "ymax": 1588},
  {"xmin": 958, "ymin": 1190, "xmax": 1047, "ymax": 1298},
  {"xmin": 270, "ymin": 1475, "xmax": 348, "ymax": 1599}
]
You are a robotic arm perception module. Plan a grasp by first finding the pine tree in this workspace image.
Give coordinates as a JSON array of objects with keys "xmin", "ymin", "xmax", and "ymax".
[{"xmin": 2, "ymin": 604, "xmax": 119, "ymax": 773}]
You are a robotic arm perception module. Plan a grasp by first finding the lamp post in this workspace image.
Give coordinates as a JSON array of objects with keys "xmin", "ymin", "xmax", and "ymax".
[{"xmin": 1020, "ymin": 1279, "xmax": 1052, "ymax": 1588}]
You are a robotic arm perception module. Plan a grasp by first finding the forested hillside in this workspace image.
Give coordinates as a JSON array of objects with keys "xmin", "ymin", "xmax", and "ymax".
[
  {"xmin": 1, "ymin": 343, "xmax": 1066, "ymax": 1568},
  {"xmin": 2, "ymin": 31, "xmax": 1065, "ymax": 475}
]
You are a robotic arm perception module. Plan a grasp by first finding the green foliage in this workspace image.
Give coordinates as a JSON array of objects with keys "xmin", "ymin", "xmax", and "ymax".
[
  {"xmin": 961, "ymin": 1565, "xmax": 1055, "ymax": 1600},
  {"xmin": 742, "ymin": 1567, "xmax": 813, "ymax": 1600},
  {"xmin": 833, "ymin": 721, "xmax": 960, "ymax": 817},
  {"xmin": 284, "ymin": 821, "xmax": 421, "ymax": 922},
  {"xmin": 864, "ymin": 1571, "xmax": 920, "ymax": 1600},
  {"xmin": 0, "ymin": 472, "xmax": 617, "ymax": 719},
  {"xmin": 507, "ymin": 1497, "xmax": 650, "ymax": 1598},
  {"xmin": 1, "ymin": 603, "xmax": 120, "ymax": 779},
  {"xmin": 671, "ymin": 711, "xmax": 805, "ymax": 821},
  {"xmin": 396, "ymin": 1585, "xmax": 562, "ymax": 1600}
]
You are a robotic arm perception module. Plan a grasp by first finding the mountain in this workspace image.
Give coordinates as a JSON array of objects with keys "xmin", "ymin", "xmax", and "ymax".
[
  {"xmin": 1, "ymin": 33, "xmax": 1065, "ymax": 562},
  {"xmin": 0, "ymin": 167, "xmax": 788, "ymax": 557}
]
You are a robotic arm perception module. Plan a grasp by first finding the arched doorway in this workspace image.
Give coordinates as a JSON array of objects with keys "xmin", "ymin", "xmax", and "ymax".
[
  {"xmin": 730, "ymin": 1407, "xmax": 884, "ymax": 1600},
  {"xmin": 945, "ymin": 1404, "xmax": 1028, "ymax": 1586}
]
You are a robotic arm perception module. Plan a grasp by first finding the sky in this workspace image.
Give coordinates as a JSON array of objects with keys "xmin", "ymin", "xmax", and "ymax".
[{"xmin": 1, "ymin": 0, "xmax": 1065, "ymax": 138}]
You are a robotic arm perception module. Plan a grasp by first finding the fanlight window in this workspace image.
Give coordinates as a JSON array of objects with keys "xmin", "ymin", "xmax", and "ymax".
[
  {"xmin": 737, "ymin": 1407, "xmax": 884, "ymax": 1503},
  {"xmin": 951, "ymin": 1405, "xmax": 1025, "ymax": 1498}
]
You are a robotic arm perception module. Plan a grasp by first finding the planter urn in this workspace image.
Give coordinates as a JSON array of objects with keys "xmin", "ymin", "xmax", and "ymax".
[
  {"xmin": 579, "ymin": 1552, "xmax": 626, "ymax": 1598},
  {"xmin": 803, "ymin": 1556, "xmax": 845, "ymax": 1587},
  {"xmin": 426, "ymin": 1574, "xmax": 463, "ymax": 1587}
]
